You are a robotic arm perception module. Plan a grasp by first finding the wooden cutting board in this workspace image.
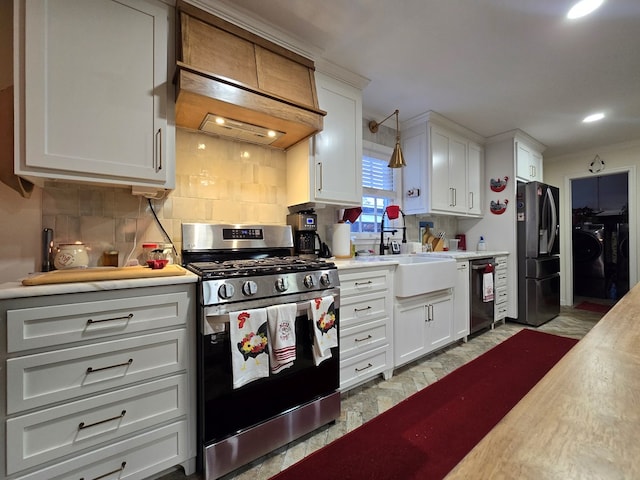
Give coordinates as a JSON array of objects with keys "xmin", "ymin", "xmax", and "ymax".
[{"xmin": 22, "ymin": 265, "xmax": 187, "ymax": 286}]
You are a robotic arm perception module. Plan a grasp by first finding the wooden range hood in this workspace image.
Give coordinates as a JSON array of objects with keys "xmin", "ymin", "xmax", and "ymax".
[{"xmin": 175, "ymin": 2, "xmax": 325, "ymax": 149}]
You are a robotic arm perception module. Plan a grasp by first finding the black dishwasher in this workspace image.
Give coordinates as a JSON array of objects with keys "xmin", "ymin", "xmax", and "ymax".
[{"xmin": 470, "ymin": 257, "xmax": 495, "ymax": 333}]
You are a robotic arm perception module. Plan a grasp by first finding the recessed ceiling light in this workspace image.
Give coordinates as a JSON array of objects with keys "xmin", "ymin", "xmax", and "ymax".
[
  {"xmin": 583, "ymin": 112, "xmax": 605, "ymax": 123},
  {"xmin": 567, "ymin": 0, "xmax": 604, "ymax": 19}
]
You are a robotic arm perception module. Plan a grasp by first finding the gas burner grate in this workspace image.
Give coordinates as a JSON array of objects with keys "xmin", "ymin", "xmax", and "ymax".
[{"xmin": 186, "ymin": 256, "xmax": 335, "ymax": 279}]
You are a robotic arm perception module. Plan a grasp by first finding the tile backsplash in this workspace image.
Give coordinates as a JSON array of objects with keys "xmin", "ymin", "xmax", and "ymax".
[
  {"xmin": 42, "ymin": 129, "xmax": 291, "ymax": 267},
  {"xmin": 41, "ymin": 126, "xmax": 459, "ymax": 267}
]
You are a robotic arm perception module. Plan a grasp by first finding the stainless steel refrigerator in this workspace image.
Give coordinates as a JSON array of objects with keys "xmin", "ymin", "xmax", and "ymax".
[{"xmin": 516, "ymin": 181, "xmax": 560, "ymax": 326}]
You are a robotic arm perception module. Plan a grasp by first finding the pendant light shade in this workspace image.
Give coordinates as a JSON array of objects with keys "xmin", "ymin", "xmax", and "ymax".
[
  {"xmin": 389, "ymin": 139, "xmax": 406, "ymax": 168},
  {"xmin": 368, "ymin": 109, "xmax": 406, "ymax": 168}
]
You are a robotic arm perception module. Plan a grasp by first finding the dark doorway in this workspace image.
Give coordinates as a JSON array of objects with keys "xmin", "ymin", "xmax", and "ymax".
[{"xmin": 571, "ymin": 172, "xmax": 629, "ymax": 301}]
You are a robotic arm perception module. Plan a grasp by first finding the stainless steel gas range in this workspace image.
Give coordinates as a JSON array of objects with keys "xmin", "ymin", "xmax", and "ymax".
[{"xmin": 181, "ymin": 223, "xmax": 341, "ymax": 479}]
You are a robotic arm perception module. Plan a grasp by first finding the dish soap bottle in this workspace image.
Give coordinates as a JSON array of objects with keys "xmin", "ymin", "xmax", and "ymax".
[{"xmin": 477, "ymin": 236, "xmax": 486, "ymax": 251}]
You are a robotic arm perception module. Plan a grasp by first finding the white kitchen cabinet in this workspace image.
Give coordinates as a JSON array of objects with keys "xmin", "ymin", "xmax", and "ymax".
[
  {"xmin": 0, "ymin": 284, "xmax": 196, "ymax": 479},
  {"xmin": 516, "ymin": 141, "xmax": 544, "ymax": 182},
  {"xmin": 467, "ymin": 142, "xmax": 483, "ymax": 216},
  {"xmin": 286, "ymin": 71, "xmax": 363, "ymax": 207},
  {"xmin": 13, "ymin": 0, "xmax": 175, "ymax": 196},
  {"xmin": 338, "ymin": 265, "xmax": 394, "ymax": 391},
  {"xmin": 493, "ymin": 255, "xmax": 509, "ymax": 326},
  {"xmin": 394, "ymin": 289, "xmax": 453, "ymax": 367},
  {"xmin": 453, "ymin": 260, "xmax": 470, "ymax": 340},
  {"xmin": 402, "ymin": 111, "xmax": 484, "ymax": 217},
  {"xmin": 460, "ymin": 128, "xmax": 544, "ymax": 319}
]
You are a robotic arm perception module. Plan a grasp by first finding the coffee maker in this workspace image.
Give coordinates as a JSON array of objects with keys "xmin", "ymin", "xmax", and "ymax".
[
  {"xmin": 287, "ymin": 211, "xmax": 331, "ymax": 258},
  {"xmin": 287, "ymin": 211, "xmax": 318, "ymax": 257}
]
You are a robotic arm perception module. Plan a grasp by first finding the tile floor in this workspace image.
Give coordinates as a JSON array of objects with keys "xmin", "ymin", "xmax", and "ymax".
[{"xmin": 159, "ymin": 305, "xmax": 603, "ymax": 480}]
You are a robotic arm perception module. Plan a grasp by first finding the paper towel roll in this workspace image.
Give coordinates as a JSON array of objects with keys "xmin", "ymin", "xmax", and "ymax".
[{"xmin": 332, "ymin": 223, "xmax": 351, "ymax": 258}]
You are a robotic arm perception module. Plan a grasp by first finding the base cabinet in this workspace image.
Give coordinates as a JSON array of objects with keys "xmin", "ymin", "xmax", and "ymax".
[
  {"xmin": 453, "ymin": 260, "xmax": 470, "ymax": 340},
  {"xmin": 394, "ymin": 289, "xmax": 454, "ymax": 367},
  {"xmin": 338, "ymin": 265, "xmax": 394, "ymax": 391},
  {"xmin": 494, "ymin": 255, "xmax": 509, "ymax": 325},
  {"xmin": 0, "ymin": 284, "xmax": 196, "ymax": 480}
]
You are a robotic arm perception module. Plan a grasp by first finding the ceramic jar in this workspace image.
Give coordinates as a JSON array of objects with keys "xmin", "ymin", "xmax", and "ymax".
[{"xmin": 54, "ymin": 243, "xmax": 89, "ymax": 269}]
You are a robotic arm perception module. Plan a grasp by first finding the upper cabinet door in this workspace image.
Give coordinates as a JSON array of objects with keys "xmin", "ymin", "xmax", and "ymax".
[
  {"xmin": 429, "ymin": 125, "xmax": 453, "ymax": 212},
  {"xmin": 313, "ymin": 72, "xmax": 363, "ymax": 205},
  {"xmin": 467, "ymin": 142, "xmax": 483, "ymax": 216},
  {"xmin": 286, "ymin": 72, "xmax": 363, "ymax": 207},
  {"xmin": 516, "ymin": 141, "xmax": 543, "ymax": 182},
  {"xmin": 401, "ymin": 112, "xmax": 483, "ymax": 217},
  {"xmin": 16, "ymin": 0, "xmax": 173, "ymax": 191}
]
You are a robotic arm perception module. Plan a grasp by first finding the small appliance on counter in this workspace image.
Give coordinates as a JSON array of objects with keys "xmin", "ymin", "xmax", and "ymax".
[{"xmin": 287, "ymin": 210, "xmax": 331, "ymax": 258}]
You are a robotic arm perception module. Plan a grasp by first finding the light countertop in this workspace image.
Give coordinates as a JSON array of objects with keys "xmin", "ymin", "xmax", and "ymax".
[
  {"xmin": 333, "ymin": 251, "xmax": 509, "ymax": 269},
  {"xmin": 0, "ymin": 270, "xmax": 199, "ymax": 300},
  {"xmin": 446, "ymin": 283, "xmax": 640, "ymax": 479}
]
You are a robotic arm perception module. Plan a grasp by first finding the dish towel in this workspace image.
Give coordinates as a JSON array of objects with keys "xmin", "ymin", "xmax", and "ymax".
[
  {"xmin": 266, "ymin": 304, "xmax": 298, "ymax": 374},
  {"xmin": 310, "ymin": 296, "xmax": 338, "ymax": 366},
  {"xmin": 229, "ymin": 308, "xmax": 269, "ymax": 389},
  {"xmin": 483, "ymin": 272, "xmax": 494, "ymax": 302}
]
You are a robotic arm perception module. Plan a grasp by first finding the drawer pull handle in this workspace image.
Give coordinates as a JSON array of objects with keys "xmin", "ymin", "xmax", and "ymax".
[
  {"xmin": 354, "ymin": 281, "xmax": 373, "ymax": 286},
  {"xmin": 87, "ymin": 313, "xmax": 134, "ymax": 325},
  {"xmin": 78, "ymin": 410, "xmax": 126, "ymax": 430},
  {"xmin": 86, "ymin": 358, "xmax": 133, "ymax": 374},
  {"xmin": 355, "ymin": 363, "xmax": 373, "ymax": 372},
  {"xmin": 355, "ymin": 335, "xmax": 373, "ymax": 342},
  {"xmin": 354, "ymin": 306, "xmax": 372, "ymax": 312},
  {"xmin": 80, "ymin": 461, "xmax": 126, "ymax": 480}
]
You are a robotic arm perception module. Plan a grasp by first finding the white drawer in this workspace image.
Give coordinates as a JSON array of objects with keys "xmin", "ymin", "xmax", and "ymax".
[
  {"xmin": 7, "ymin": 291, "xmax": 190, "ymax": 352},
  {"xmin": 495, "ymin": 256, "xmax": 508, "ymax": 269},
  {"xmin": 495, "ymin": 269, "xmax": 508, "ymax": 287},
  {"xmin": 495, "ymin": 303, "xmax": 508, "ymax": 321},
  {"xmin": 340, "ymin": 292, "xmax": 387, "ymax": 328},
  {"xmin": 339, "ymin": 269, "xmax": 390, "ymax": 297},
  {"xmin": 6, "ymin": 329, "xmax": 186, "ymax": 414},
  {"xmin": 13, "ymin": 420, "xmax": 189, "ymax": 480},
  {"xmin": 340, "ymin": 344, "xmax": 391, "ymax": 391},
  {"xmin": 340, "ymin": 320, "xmax": 388, "ymax": 359},
  {"xmin": 6, "ymin": 375, "xmax": 187, "ymax": 475},
  {"xmin": 495, "ymin": 286, "xmax": 508, "ymax": 305}
]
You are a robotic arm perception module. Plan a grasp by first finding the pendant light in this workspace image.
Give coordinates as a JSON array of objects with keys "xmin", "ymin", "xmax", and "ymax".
[{"xmin": 368, "ymin": 109, "xmax": 406, "ymax": 168}]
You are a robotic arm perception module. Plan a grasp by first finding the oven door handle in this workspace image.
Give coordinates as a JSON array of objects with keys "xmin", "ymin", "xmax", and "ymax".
[
  {"xmin": 205, "ymin": 302, "xmax": 311, "ymax": 325},
  {"xmin": 203, "ymin": 292, "xmax": 340, "ymax": 333}
]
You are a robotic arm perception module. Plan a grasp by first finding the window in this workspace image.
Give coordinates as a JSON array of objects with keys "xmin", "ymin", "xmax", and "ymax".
[{"xmin": 352, "ymin": 141, "xmax": 401, "ymax": 234}]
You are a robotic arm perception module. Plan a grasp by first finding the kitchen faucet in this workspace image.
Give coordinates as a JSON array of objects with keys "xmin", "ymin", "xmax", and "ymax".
[{"xmin": 379, "ymin": 206, "xmax": 407, "ymax": 255}]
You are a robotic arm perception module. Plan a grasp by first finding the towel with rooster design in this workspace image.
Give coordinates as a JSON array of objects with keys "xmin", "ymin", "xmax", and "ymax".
[
  {"xmin": 310, "ymin": 296, "xmax": 338, "ymax": 366},
  {"xmin": 229, "ymin": 308, "xmax": 269, "ymax": 389}
]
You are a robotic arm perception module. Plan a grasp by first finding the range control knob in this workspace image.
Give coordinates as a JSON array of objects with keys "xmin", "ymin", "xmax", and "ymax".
[
  {"xmin": 242, "ymin": 280, "xmax": 258, "ymax": 296},
  {"xmin": 319, "ymin": 273, "xmax": 331, "ymax": 287},
  {"xmin": 218, "ymin": 283, "xmax": 235, "ymax": 299},
  {"xmin": 275, "ymin": 277, "xmax": 289, "ymax": 292},
  {"xmin": 303, "ymin": 274, "xmax": 315, "ymax": 289}
]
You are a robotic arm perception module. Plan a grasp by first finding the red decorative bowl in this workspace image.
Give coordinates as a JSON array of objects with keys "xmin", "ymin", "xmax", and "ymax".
[{"xmin": 146, "ymin": 259, "xmax": 169, "ymax": 269}]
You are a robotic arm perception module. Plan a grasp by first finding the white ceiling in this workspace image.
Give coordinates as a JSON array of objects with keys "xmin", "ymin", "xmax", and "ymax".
[{"xmin": 214, "ymin": 0, "xmax": 640, "ymax": 158}]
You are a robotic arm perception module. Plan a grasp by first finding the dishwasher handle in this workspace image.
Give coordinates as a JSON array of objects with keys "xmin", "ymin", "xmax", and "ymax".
[{"xmin": 471, "ymin": 263, "xmax": 492, "ymax": 270}]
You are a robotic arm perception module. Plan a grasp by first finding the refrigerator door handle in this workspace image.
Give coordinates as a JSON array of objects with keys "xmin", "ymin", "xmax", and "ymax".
[{"xmin": 546, "ymin": 187, "xmax": 558, "ymax": 253}]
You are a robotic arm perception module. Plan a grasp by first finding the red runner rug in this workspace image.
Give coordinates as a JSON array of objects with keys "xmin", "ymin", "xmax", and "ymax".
[
  {"xmin": 270, "ymin": 329, "xmax": 578, "ymax": 480},
  {"xmin": 575, "ymin": 301, "xmax": 612, "ymax": 314}
]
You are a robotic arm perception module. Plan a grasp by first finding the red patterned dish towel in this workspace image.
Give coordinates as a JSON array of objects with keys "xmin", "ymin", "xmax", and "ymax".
[
  {"xmin": 266, "ymin": 304, "xmax": 297, "ymax": 374},
  {"xmin": 310, "ymin": 296, "xmax": 338, "ymax": 366},
  {"xmin": 229, "ymin": 308, "xmax": 269, "ymax": 389}
]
